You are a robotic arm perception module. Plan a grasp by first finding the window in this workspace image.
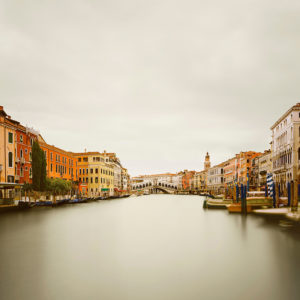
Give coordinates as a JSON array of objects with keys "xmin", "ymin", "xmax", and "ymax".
[
  {"xmin": 91, "ymin": 177, "xmax": 93, "ymax": 183},
  {"xmin": 20, "ymin": 149, "xmax": 23, "ymax": 158},
  {"xmin": 30, "ymin": 138, "xmax": 33, "ymax": 146},
  {"xmin": 8, "ymin": 132, "xmax": 13, "ymax": 143},
  {"xmin": 86, "ymin": 168, "xmax": 88, "ymax": 174},
  {"xmin": 90, "ymin": 168, "xmax": 93, "ymax": 174},
  {"xmin": 86, "ymin": 177, "xmax": 89, "ymax": 183},
  {"xmin": 8, "ymin": 152, "xmax": 13, "ymax": 167},
  {"xmin": 78, "ymin": 158, "xmax": 81, "ymax": 162},
  {"xmin": 25, "ymin": 149, "xmax": 28, "ymax": 154},
  {"xmin": 20, "ymin": 135, "xmax": 23, "ymax": 143},
  {"xmin": 95, "ymin": 177, "xmax": 98, "ymax": 183},
  {"xmin": 29, "ymin": 151, "xmax": 32, "ymax": 161},
  {"xmin": 51, "ymin": 163, "xmax": 53, "ymax": 172},
  {"xmin": 29, "ymin": 168, "xmax": 32, "ymax": 177},
  {"xmin": 95, "ymin": 168, "xmax": 98, "ymax": 174},
  {"xmin": 50, "ymin": 152, "xmax": 53, "ymax": 161},
  {"xmin": 20, "ymin": 167, "xmax": 23, "ymax": 177},
  {"xmin": 25, "ymin": 166, "xmax": 28, "ymax": 171},
  {"xmin": 83, "ymin": 169, "xmax": 85, "ymax": 175}
]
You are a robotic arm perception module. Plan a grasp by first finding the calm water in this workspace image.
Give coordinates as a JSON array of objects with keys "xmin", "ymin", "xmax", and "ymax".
[{"xmin": 1, "ymin": 195, "xmax": 300, "ymax": 300}]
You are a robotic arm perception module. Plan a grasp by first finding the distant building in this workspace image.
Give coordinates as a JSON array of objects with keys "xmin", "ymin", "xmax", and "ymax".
[
  {"xmin": 179, "ymin": 170, "xmax": 195, "ymax": 191},
  {"xmin": 257, "ymin": 150, "xmax": 272, "ymax": 187},
  {"xmin": 207, "ymin": 162, "xmax": 225, "ymax": 194},
  {"xmin": 73, "ymin": 151, "xmax": 114, "ymax": 197}
]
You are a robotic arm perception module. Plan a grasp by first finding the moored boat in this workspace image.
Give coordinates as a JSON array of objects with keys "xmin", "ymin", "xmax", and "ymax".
[
  {"xmin": 226, "ymin": 204, "xmax": 253, "ymax": 213},
  {"xmin": 206, "ymin": 199, "xmax": 232, "ymax": 209}
]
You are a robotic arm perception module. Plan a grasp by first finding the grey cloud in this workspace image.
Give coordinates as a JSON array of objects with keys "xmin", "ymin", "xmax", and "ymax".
[{"xmin": 1, "ymin": 0, "xmax": 300, "ymax": 175}]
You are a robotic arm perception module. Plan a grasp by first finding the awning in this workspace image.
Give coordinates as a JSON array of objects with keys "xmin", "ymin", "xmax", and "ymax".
[{"xmin": 101, "ymin": 188, "xmax": 109, "ymax": 191}]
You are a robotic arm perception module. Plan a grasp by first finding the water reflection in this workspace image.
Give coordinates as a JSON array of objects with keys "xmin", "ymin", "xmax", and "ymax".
[{"xmin": 0, "ymin": 195, "xmax": 300, "ymax": 300}]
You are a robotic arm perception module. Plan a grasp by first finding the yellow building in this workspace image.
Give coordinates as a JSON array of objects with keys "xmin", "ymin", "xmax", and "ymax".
[
  {"xmin": 0, "ymin": 107, "xmax": 16, "ymax": 183},
  {"xmin": 74, "ymin": 152, "xmax": 114, "ymax": 197},
  {"xmin": 192, "ymin": 170, "xmax": 207, "ymax": 192}
]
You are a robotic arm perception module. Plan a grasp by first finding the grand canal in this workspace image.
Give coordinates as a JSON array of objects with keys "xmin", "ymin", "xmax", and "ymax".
[{"xmin": 1, "ymin": 195, "xmax": 300, "ymax": 300}]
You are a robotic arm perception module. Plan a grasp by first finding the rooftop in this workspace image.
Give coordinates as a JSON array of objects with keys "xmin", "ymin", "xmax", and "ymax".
[{"xmin": 271, "ymin": 102, "xmax": 300, "ymax": 130}]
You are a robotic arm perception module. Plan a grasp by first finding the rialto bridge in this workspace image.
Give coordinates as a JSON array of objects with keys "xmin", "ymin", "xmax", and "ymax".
[{"xmin": 131, "ymin": 181, "xmax": 178, "ymax": 194}]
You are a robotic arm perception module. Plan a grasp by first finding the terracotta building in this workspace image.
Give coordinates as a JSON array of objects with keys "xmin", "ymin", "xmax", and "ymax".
[
  {"xmin": 38, "ymin": 135, "xmax": 77, "ymax": 182},
  {"xmin": 0, "ymin": 106, "xmax": 38, "ymax": 184}
]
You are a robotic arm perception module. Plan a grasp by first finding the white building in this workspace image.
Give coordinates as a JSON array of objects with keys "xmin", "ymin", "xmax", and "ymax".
[
  {"xmin": 206, "ymin": 163, "xmax": 224, "ymax": 194},
  {"xmin": 271, "ymin": 103, "xmax": 300, "ymax": 186}
]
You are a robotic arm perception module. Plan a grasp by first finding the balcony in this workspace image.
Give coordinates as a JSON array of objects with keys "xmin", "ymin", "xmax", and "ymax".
[
  {"xmin": 15, "ymin": 175, "xmax": 20, "ymax": 180},
  {"xmin": 15, "ymin": 157, "xmax": 20, "ymax": 163},
  {"xmin": 273, "ymin": 164, "xmax": 288, "ymax": 174},
  {"xmin": 21, "ymin": 157, "xmax": 25, "ymax": 164}
]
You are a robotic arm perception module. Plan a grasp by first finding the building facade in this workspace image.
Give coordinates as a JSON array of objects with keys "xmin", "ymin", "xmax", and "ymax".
[
  {"xmin": 0, "ymin": 106, "xmax": 38, "ymax": 184},
  {"xmin": 271, "ymin": 103, "xmax": 300, "ymax": 188},
  {"xmin": 15, "ymin": 126, "xmax": 38, "ymax": 184},
  {"xmin": 207, "ymin": 163, "xmax": 225, "ymax": 194},
  {"xmin": 75, "ymin": 152, "xmax": 114, "ymax": 197},
  {"xmin": 257, "ymin": 150, "xmax": 272, "ymax": 187},
  {"xmin": 39, "ymin": 137, "xmax": 77, "ymax": 182}
]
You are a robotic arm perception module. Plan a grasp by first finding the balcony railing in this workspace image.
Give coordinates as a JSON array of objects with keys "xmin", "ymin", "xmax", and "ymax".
[{"xmin": 273, "ymin": 164, "xmax": 288, "ymax": 173}]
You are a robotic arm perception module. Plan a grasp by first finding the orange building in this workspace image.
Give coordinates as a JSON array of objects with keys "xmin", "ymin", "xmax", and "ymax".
[
  {"xmin": 38, "ymin": 136, "xmax": 77, "ymax": 182},
  {"xmin": 237, "ymin": 151, "xmax": 262, "ymax": 186},
  {"xmin": 180, "ymin": 170, "xmax": 195, "ymax": 190},
  {"xmin": 15, "ymin": 126, "xmax": 38, "ymax": 184},
  {"xmin": 224, "ymin": 151, "xmax": 261, "ymax": 188},
  {"xmin": 0, "ymin": 106, "xmax": 38, "ymax": 184}
]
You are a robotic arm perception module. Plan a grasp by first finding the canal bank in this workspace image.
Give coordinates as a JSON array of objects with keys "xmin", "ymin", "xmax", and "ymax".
[{"xmin": 1, "ymin": 195, "xmax": 300, "ymax": 300}]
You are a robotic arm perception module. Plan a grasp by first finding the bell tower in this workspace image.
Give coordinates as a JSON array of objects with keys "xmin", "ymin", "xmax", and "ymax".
[{"xmin": 204, "ymin": 152, "xmax": 211, "ymax": 171}]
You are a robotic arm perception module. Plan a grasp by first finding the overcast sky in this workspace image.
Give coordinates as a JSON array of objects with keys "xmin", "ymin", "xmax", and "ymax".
[{"xmin": 1, "ymin": 0, "xmax": 299, "ymax": 176}]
